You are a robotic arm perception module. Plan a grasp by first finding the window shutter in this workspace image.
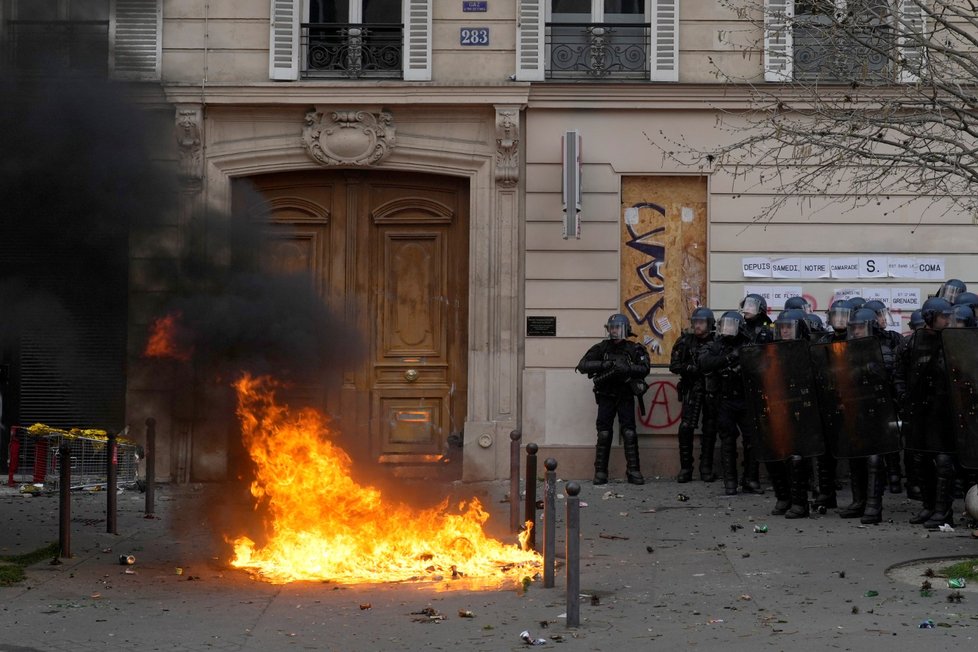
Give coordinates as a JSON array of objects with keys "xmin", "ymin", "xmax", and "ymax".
[
  {"xmin": 403, "ymin": 0, "xmax": 432, "ymax": 81},
  {"xmin": 650, "ymin": 0, "xmax": 679, "ymax": 82},
  {"xmin": 110, "ymin": 0, "xmax": 161, "ymax": 81},
  {"xmin": 897, "ymin": 0, "xmax": 925, "ymax": 83},
  {"xmin": 516, "ymin": 0, "xmax": 545, "ymax": 81},
  {"xmin": 268, "ymin": 0, "xmax": 300, "ymax": 81},
  {"xmin": 764, "ymin": 0, "xmax": 794, "ymax": 82}
]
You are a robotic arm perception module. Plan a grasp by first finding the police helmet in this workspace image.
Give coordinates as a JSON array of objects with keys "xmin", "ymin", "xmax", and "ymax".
[
  {"xmin": 863, "ymin": 299, "xmax": 889, "ymax": 328},
  {"xmin": 605, "ymin": 313, "xmax": 634, "ymax": 340},
  {"xmin": 690, "ymin": 307, "xmax": 716, "ymax": 333},
  {"xmin": 920, "ymin": 297, "xmax": 953, "ymax": 327},
  {"xmin": 937, "ymin": 278, "xmax": 967, "ymax": 303},
  {"xmin": 908, "ymin": 309, "xmax": 925, "ymax": 331},
  {"xmin": 784, "ymin": 296, "xmax": 809, "ymax": 311},
  {"xmin": 804, "ymin": 312, "xmax": 826, "ymax": 333},
  {"xmin": 847, "ymin": 308, "xmax": 878, "ymax": 339},
  {"xmin": 740, "ymin": 293, "xmax": 767, "ymax": 318},
  {"xmin": 717, "ymin": 311, "xmax": 745, "ymax": 338},
  {"xmin": 827, "ymin": 299, "xmax": 853, "ymax": 331},
  {"xmin": 848, "ymin": 296, "xmax": 866, "ymax": 310},
  {"xmin": 953, "ymin": 291, "xmax": 978, "ymax": 309},
  {"xmin": 951, "ymin": 304, "xmax": 976, "ymax": 328},
  {"xmin": 774, "ymin": 308, "xmax": 810, "ymax": 341}
]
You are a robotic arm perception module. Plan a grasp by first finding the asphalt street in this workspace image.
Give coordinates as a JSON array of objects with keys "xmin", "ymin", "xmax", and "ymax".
[{"xmin": 1, "ymin": 474, "xmax": 977, "ymax": 652}]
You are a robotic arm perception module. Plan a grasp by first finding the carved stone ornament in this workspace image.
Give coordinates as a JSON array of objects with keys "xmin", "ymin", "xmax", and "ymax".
[
  {"xmin": 302, "ymin": 109, "xmax": 396, "ymax": 167},
  {"xmin": 175, "ymin": 106, "xmax": 203, "ymax": 184},
  {"xmin": 494, "ymin": 106, "xmax": 520, "ymax": 187}
]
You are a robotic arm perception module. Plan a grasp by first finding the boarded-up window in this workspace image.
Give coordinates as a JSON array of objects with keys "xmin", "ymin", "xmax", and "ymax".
[{"xmin": 620, "ymin": 176, "xmax": 707, "ymax": 366}]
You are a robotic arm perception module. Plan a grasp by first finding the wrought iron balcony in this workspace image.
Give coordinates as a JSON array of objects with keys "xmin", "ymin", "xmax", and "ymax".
[
  {"xmin": 4, "ymin": 20, "xmax": 109, "ymax": 76},
  {"xmin": 301, "ymin": 23, "xmax": 403, "ymax": 80},
  {"xmin": 794, "ymin": 24, "xmax": 894, "ymax": 83},
  {"xmin": 546, "ymin": 22, "xmax": 650, "ymax": 80}
]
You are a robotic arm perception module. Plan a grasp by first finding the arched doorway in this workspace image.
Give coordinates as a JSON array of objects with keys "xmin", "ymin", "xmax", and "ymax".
[{"xmin": 233, "ymin": 169, "xmax": 470, "ymax": 477}]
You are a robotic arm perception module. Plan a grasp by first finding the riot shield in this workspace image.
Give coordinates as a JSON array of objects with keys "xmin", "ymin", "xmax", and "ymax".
[
  {"xmin": 809, "ymin": 337, "xmax": 901, "ymax": 459},
  {"xmin": 903, "ymin": 329, "xmax": 955, "ymax": 454},
  {"xmin": 942, "ymin": 328, "xmax": 978, "ymax": 468},
  {"xmin": 740, "ymin": 340, "xmax": 825, "ymax": 462}
]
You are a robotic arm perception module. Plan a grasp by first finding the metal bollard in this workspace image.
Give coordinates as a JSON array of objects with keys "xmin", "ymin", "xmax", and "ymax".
[
  {"xmin": 509, "ymin": 429, "xmax": 522, "ymax": 533},
  {"xmin": 106, "ymin": 430, "xmax": 117, "ymax": 535},
  {"xmin": 524, "ymin": 443, "xmax": 538, "ymax": 551},
  {"xmin": 565, "ymin": 481, "xmax": 581, "ymax": 628},
  {"xmin": 58, "ymin": 443, "xmax": 71, "ymax": 558},
  {"xmin": 543, "ymin": 457, "xmax": 557, "ymax": 588},
  {"xmin": 145, "ymin": 417, "xmax": 156, "ymax": 518}
]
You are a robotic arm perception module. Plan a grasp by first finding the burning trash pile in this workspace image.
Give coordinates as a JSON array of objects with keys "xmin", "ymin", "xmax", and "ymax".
[{"xmin": 227, "ymin": 374, "xmax": 541, "ymax": 586}]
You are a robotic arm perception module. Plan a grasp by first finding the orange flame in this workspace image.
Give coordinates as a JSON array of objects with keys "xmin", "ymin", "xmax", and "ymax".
[
  {"xmin": 144, "ymin": 312, "xmax": 192, "ymax": 361},
  {"xmin": 228, "ymin": 374, "xmax": 541, "ymax": 586}
]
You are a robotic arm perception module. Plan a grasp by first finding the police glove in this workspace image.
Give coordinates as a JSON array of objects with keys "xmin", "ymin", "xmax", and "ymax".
[{"xmin": 601, "ymin": 360, "xmax": 614, "ymax": 370}]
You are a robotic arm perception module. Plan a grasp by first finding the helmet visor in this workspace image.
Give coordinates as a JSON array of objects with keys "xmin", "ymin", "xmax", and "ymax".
[
  {"xmin": 775, "ymin": 320, "xmax": 799, "ymax": 341},
  {"xmin": 606, "ymin": 322, "xmax": 626, "ymax": 340},
  {"xmin": 939, "ymin": 284, "xmax": 963, "ymax": 303},
  {"xmin": 741, "ymin": 296, "xmax": 762, "ymax": 317},
  {"xmin": 828, "ymin": 307, "xmax": 850, "ymax": 330},
  {"xmin": 847, "ymin": 322, "xmax": 870, "ymax": 339},
  {"xmin": 691, "ymin": 318, "xmax": 710, "ymax": 336},
  {"xmin": 718, "ymin": 316, "xmax": 741, "ymax": 337}
]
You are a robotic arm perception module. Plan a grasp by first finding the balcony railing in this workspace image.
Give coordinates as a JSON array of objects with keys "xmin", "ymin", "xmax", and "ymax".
[
  {"xmin": 546, "ymin": 22, "xmax": 650, "ymax": 80},
  {"xmin": 794, "ymin": 23, "xmax": 894, "ymax": 83},
  {"xmin": 4, "ymin": 20, "xmax": 109, "ymax": 76},
  {"xmin": 301, "ymin": 23, "xmax": 403, "ymax": 79}
]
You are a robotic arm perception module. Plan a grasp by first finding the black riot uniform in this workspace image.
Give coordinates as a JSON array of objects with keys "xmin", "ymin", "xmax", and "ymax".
[
  {"xmin": 576, "ymin": 314, "xmax": 651, "ymax": 485},
  {"xmin": 699, "ymin": 311, "xmax": 763, "ymax": 495},
  {"xmin": 669, "ymin": 307, "xmax": 718, "ymax": 483},
  {"xmin": 863, "ymin": 300, "xmax": 906, "ymax": 495},
  {"xmin": 811, "ymin": 299, "xmax": 854, "ymax": 510},
  {"xmin": 895, "ymin": 297, "xmax": 957, "ymax": 528}
]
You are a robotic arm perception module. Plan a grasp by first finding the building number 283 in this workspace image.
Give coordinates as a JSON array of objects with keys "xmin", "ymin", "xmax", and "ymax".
[{"xmin": 460, "ymin": 27, "xmax": 489, "ymax": 46}]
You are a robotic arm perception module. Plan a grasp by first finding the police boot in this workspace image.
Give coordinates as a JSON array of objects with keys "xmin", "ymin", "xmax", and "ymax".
[
  {"xmin": 767, "ymin": 460, "xmax": 790, "ymax": 516},
  {"xmin": 621, "ymin": 429, "xmax": 645, "ymax": 485},
  {"xmin": 840, "ymin": 458, "xmax": 868, "ymax": 518},
  {"xmin": 813, "ymin": 453, "xmax": 838, "ymax": 511},
  {"xmin": 785, "ymin": 457, "xmax": 811, "ymax": 519},
  {"xmin": 720, "ymin": 436, "xmax": 738, "ymax": 495},
  {"xmin": 740, "ymin": 442, "xmax": 764, "ymax": 494},
  {"xmin": 924, "ymin": 455, "xmax": 956, "ymax": 529},
  {"xmin": 676, "ymin": 425, "xmax": 695, "ymax": 483},
  {"xmin": 861, "ymin": 456, "xmax": 885, "ymax": 525},
  {"xmin": 909, "ymin": 465, "xmax": 936, "ymax": 524},
  {"xmin": 905, "ymin": 450, "xmax": 922, "ymax": 501},
  {"xmin": 699, "ymin": 427, "xmax": 717, "ymax": 482},
  {"xmin": 593, "ymin": 430, "xmax": 612, "ymax": 485},
  {"xmin": 884, "ymin": 451, "xmax": 903, "ymax": 494}
]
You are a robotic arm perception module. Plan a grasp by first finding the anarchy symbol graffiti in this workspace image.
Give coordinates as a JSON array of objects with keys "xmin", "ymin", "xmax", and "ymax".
[{"xmin": 638, "ymin": 380, "xmax": 681, "ymax": 430}]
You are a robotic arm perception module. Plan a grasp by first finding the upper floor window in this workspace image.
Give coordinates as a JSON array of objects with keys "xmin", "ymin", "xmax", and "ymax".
[
  {"xmin": 302, "ymin": 0, "xmax": 402, "ymax": 79},
  {"xmin": 1, "ymin": 0, "xmax": 161, "ymax": 80},
  {"xmin": 516, "ymin": 0, "xmax": 676, "ymax": 82},
  {"xmin": 270, "ymin": 0, "xmax": 431, "ymax": 81},
  {"xmin": 764, "ymin": 0, "xmax": 923, "ymax": 84}
]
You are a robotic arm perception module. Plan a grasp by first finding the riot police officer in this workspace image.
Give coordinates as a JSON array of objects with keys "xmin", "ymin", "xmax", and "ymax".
[
  {"xmin": 699, "ymin": 311, "xmax": 762, "ymax": 495},
  {"xmin": 864, "ymin": 300, "xmax": 905, "ymax": 494},
  {"xmin": 896, "ymin": 297, "xmax": 957, "ymax": 528},
  {"xmin": 740, "ymin": 294, "xmax": 775, "ymax": 344},
  {"xmin": 576, "ymin": 314, "xmax": 651, "ymax": 485},
  {"xmin": 669, "ymin": 308, "xmax": 718, "ymax": 483},
  {"xmin": 937, "ymin": 278, "xmax": 967, "ymax": 303},
  {"xmin": 811, "ymin": 299, "xmax": 854, "ymax": 510},
  {"xmin": 784, "ymin": 295, "xmax": 813, "ymax": 314}
]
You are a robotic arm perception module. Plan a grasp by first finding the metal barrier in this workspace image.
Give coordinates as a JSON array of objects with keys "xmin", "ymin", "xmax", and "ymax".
[{"xmin": 7, "ymin": 425, "xmax": 137, "ymax": 492}]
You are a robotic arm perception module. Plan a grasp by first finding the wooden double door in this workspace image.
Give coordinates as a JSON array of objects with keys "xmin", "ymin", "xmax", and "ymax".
[{"xmin": 235, "ymin": 170, "xmax": 469, "ymax": 471}]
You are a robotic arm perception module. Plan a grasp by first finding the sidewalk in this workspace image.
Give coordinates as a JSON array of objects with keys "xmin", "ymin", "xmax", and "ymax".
[{"xmin": 1, "ymin": 477, "xmax": 976, "ymax": 652}]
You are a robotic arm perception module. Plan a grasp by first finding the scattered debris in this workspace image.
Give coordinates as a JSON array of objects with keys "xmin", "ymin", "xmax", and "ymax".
[
  {"xmin": 864, "ymin": 590, "xmax": 879, "ymax": 598},
  {"xmin": 677, "ymin": 494, "xmax": 689, "ymax": 502},
  {"xmin": 520, "ymin": 630, "xmax": 547, "ymax": 645},
  {"xmin": 742, "ymin": 553, "xmax": 751, "ymax": 558},
  {"xmin": 646, "ymin": 546, "xmax": 654, "ymax": 554},
  {"xmin": 948, "ymin": 578, "xmax": 967, "ymax": 589},
  {"xmin": 923, "ymin": 568, "xmax": 936, "ymax": 578},
  {"xmin": 174, "ymin": 567, "xmax": 183, "ymax": 576},
  {"xmin": 851, "ymin": 606, "xmax": 860, "ymax": 614},
  {"xmin": 359, "ymin": 603, "xmax": 371, "ymax": 610},
  {"xmin": 458, "ymin": 609, "xmax": 475, "ymax": 618},
  {"xmin": 411, "ymin": 607, "xmax": 445, "ymax": 623},
  {"xmin": 838, "ymin": 571, "xmax": 846, "ymax": 579},
  {"xmin": 602, "ymin": 491, "xmax": 624, "ymax": 500},
  {"xmin": 918, "ymin": 619, "xmax": 935, "ymax": 629},
  {"xmin": 590, "ymin": 595, "xmax": 600, "ymax": 606},
  {"xmin": 920, "ymin": 580, "xmax": 933, "ymax": 597},
  {"xmin": 739, "ymin": 594, "xmax": 752, "ymax": 601},
  {"xmin": 938, "ymin": 524, "xmax": 955, "ymax": 532},
  {"xmin": 730, "ymin": 524, "xmax": 743, "ymax": 532},
  {"xmin": 708, "ymin": 619, "xmax": 724, "ymax": 624},
  {"xmin": 118, "ymin": 555, "xmax": 135, "ymax": 565},
  {"xmin": 538, "ymin": 620, "xmax": 549, "ymax": 629},
  {"xmin": 947, "ymin": 591, "xmax": 964, "ymax": 604},
  {"xmin": 753, "ymin": 525, "xmax": 769, "ymax": 534},
  {"xmin": 599, "ymin": 533, "xmax": 629, "ymax": 541}
]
